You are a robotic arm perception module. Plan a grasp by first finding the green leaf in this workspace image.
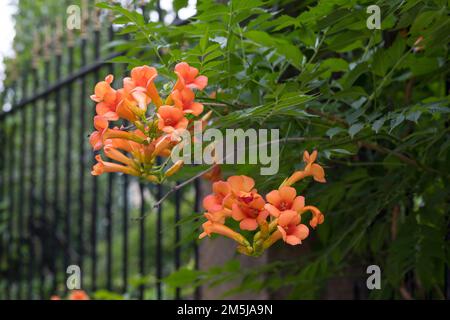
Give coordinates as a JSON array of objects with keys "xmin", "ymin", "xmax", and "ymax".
[
  {"xmin": 348, "ymin": 123, "xmax": 364, "ymax": 138},
  {"xmin": 372, "ymin": 117, "xmax": 386, "ymax": 133},
  {"xmin": 326, "ymin": 127, "xmax": 345, "ymax": 139},
  {"xmin": 244, "ymin": 30, "xmax": 303, "ymax": 68},
  {"xmin": 372, "ymin": 36, "xmax": 406, "ymax": 76},
  {"xmin": 163, "ymin": 268, "xmax": 203, "ymax": 288},
  {"xmin": 390, "ymin": 114, "xmax": 405, "ymax": 132}
]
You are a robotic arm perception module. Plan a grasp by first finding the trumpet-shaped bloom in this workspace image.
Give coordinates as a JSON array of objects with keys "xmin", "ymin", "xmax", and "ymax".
[
  {"xmin": 203, "ymin": 181, "xmax": 231, "ymax": 213},
  {"xmin": 227, "ymin": 175, "xmax": 256, "ymax": 195},
  {"xmin": 91, "ymin": 75, "xmax": 116, "ymax": 104},
  {"xmin": 91, "ymin": 75, "xmax": 119, "ymax": 121},
  {"xmin": 277, "ymin": 210, "xmax": 309, "ymax": 245},
  {"xmin": 131, "ymin": 65, "xmax": 158, "ymax": 88},
  {"xmin": 91, "ymin": 155, "xmax": 139, "ymax": 176},
  {"xmin": 282, "ymin": 150, "xmax": 326, "ymax": 186},
  {"xmin": 264, "ymin": 186, "xmax": 305, "ymax": 218},
  {"xmin": 130, "ymin": 65, "xmax": 162, "ymax": 106},
  {"xmin": 89, "ymin": 115, "xmax": 109, "ymax": 151},
  {"xmin": 174, "ymin": 62, "xmax": 208, "ymax": 90},
  {"xmin": 170, "ymin": 88, "xmax": 204, "ymax": 116},
  {"xmin": 199, "ymin": 221, "xmax": 249, "ymax": 247},
  {"xmin": 102, "ymin": 127, "xmax": 147, "ymax": 145},
  {"xmin": 204, "ymin": 210, "xmax": 229, "ymax": 225},
  {"xmin": 157, "ymin": 105, "xmax": 189, "ymax": 133},
  {"xmin": 300, "ymin": 205, "xmax": 325, "ymax": 228},
  {"xmin": 231, "ymin": 201, "xmax": 266, "ymax": 231},
  {"xmin": 221, "ymin": 175, "xmax": 266, "ymax": 231},
  {"xmin": 103, "ymin": 145, "xmax": 136, "ymax": 168}
]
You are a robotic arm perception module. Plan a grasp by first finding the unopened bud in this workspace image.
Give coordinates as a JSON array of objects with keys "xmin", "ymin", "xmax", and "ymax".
[
  {"xmin": 153, "ymin": 136, "xmax": 171, "ymax": 157},
  {"xmin": 165, "ymin": 160, "xmax": 184, "ymax": 177},
  {"xmin": 146, "ymin": 175, "xmax": 159, "ymax": 183},
  {"xmin": 201, "ymin": 110, "xmax": 213, "ymax": 122}
]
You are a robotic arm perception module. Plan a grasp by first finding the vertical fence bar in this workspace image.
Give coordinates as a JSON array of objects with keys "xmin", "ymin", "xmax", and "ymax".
[
  {"xmin": 6, "ymin": 81, "xmax": 17, "ymax": 299},
  {"xmin": 91, "ymin": 7, "xmax": 101, "ymax": 292},
  {"xmin": 122, "ymin": 174, "xmax": 129, "ymax": 294},
  {"xmin": 156, "ymin": 1, "xmax": 164, "ymax": 300},
  {"xmin": 52, "ymin": 21, "xmax": 63, "ymax": 294},
  {"xmin": 156, "ymin": 181, "xmax": 163, "ymax": 299},
  {"xmin": 445, "ymin": 79, "xmax": 450, "ymax": 300},
  {"xmin": 105, "ymin": 19, "xmax": 115, "ymax": 292},
  {"xmin": 17, "ymin": 70, "xmax": 29, "ymax": 299},
  {"xmin": 0, "ymin": 89, "xmax": 7, "ymax": 299},
  {"xmin": 105, "ymin": 172, "xmax": 114, "ymax": 292},
  {"xmin": 193, "ymin": 179, "xmax": 201, "ymax": 299},
  {"xmin": 27, "ymin": 60, "xmax": 39, "ymax": 299},
  {"xmin": 120, "ymin": 10, "xmax": 131, "ymax": 297},
  {"xmin": 12, "ymin": 79, "xmax": 21, "ymax": 299},
  {"xmin": 0, "ymin": 91, "xmax": 5, "ymax": 299},
  {"xmin": 39, "ymin": 36, "xmax": 51, "ymax": 299},
  {"xmin": 77, "ymin": 30, "xmax": 87, "ymax": 280},
  {"xmin": 64, "ymin": 31, "xmax": 75, "ymax": 283},
  {"xmin": 139, "ymin": 182, "xmax": 146, "ymax": 299},
  {"xmin": 174, "ymin": 188, "xmax": 182, "ymax": 299}
]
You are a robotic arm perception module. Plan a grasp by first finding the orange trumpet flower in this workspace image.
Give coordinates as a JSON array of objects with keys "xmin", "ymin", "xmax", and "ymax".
[
  {"xmin": 276, "ymin": 210, "xmax": 310, "ymax": 245},
  {"xmin": 170, "ymin": 87, "xmax": 204, "ymax": 116},
  {"xmin": 264, "ymin": 186, "xmax": 305, "ymax": 218},
  {"xmin": 91, "ymin": 154, "xmax": 140, "ymax": 176},
  {"xmin": 89, "ymin": 115, "xmax": 109, "ymax": 151},
  {"xmin": 91, "ymin": 75, "xmax": 119, "ymax": 121},
  {"xmin": 281, "ymin": 150, "xmax": 326, "ymax": 187},
  {"xmin": 130, "ymin": 65, "xmax": 162, "ymax": 107},
  {"xmin": 203, "ymin": 181, "xmax": 231, "ymax": 213},
  {"xmin": 300, "ymin": 205, "xmax": 325, "ymax": 228},
  {"xmin": 157, "ymin": 105, "xmax": 189, "ymax": 133},
  {"xmin": 199, "ymin": 221, "xmax": 250, "ymax": 248},
  {"xmin": 225, "ymin": 176, "xmax": 266, "ymax": 231},
  {"xmin": 174, "ymin": 62, "xmax": 208, "ymax": 91}
]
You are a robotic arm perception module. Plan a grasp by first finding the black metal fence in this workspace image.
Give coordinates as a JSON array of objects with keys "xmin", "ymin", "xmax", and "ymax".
[{"xmin": 0, "ymin": 2, "xmax": 201, "ymax": 300}]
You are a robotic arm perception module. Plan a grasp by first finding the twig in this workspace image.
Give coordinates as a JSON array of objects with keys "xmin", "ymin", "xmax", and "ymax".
[
  {"xmin": 153, "ymin": 165, "xmax": 215, "ymax": 209},
  {"xmin": 201, "ymin": 102, "xmax": 228, "ymax": 107}
]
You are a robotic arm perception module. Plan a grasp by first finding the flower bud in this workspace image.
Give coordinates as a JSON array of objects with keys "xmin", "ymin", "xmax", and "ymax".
[
  {"xmin": 146, "ymin": 175, "xmax": 159, "ymax": 183},
  {"xmin": 165, "ymin": 160, "xmax": 184, "ymax": 177}
]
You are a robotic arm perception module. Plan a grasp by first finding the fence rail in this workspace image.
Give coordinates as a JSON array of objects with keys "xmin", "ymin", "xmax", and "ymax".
[{"xmin": 0, "ymin": 1, "xmax": 200, "ymax": 300}]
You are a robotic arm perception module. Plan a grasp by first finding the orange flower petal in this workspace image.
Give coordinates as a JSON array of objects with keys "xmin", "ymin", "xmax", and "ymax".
[
  {"xmin": 291, "ymin": 196, "xmax": 305, "ymax": 212},
  {"xmin": 239, "ymin": 218, "xmax": 258, "ymax": 231},
  {"xmin": 231, "ymin": 203, "xmax": 246, "ymax": 221},
  {"xmin": 279, "ymin": 186, "xmax": 296, "ymax": 203},
  {"xmin": 203, "ymin": 194, "xmax": 223, "ymax": 213},
  {"xmin": 212, "ymin": 181, "xmax": 231, "ymax": 197},
  {"xmin": 264, "ymin": 203, "xmax": 281, "ymax": 218},
  {"xmin": 278, "ymin": 210, "xmax": 300, "ymax": 227},
  {"xmin": 266, "ymin": 190, "xmax": 281, "ymax": 207},
  {"xmin": 311, "ymin": 163, "xmax": 326, "ymax": 183},
  {"xmin": 293, "ymin": 224, "xmax": 309, "ymax": 240}
]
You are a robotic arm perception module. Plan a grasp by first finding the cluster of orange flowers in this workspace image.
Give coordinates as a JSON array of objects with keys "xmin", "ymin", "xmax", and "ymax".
[
  {"xmin": 89, "ymin": 62, "xmax": 210, "ymax": 182},
  {"xmin": 51, "ymin": 290, "xmax": 89, "ymax": 300},
  {"xmin": 199, "ymin": 151, "xmax": 326, "ymax": 256}
]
